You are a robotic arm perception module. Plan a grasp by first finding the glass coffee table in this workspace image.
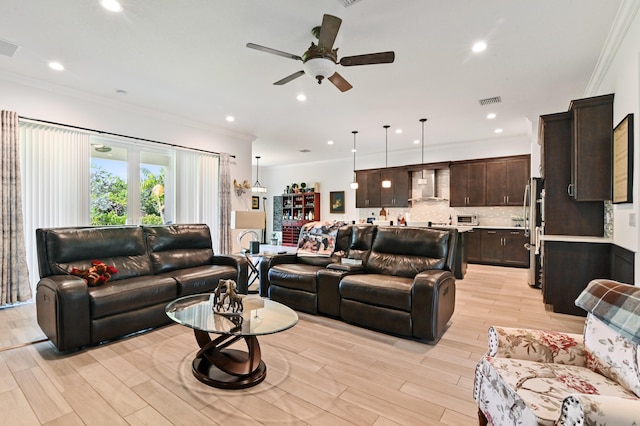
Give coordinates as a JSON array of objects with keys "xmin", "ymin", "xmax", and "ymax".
[{"xmin": 166, "ymin": 294, "xmax": 298, "ymax": 389}]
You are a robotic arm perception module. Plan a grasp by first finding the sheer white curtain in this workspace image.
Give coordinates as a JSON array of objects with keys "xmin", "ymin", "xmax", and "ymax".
[
  {"xmin": 20, "ymin": 122, "xmax": 91, "ymax": 290},
  {"xmin": 175, "ymin": 150, "xmax": 221, "ymax": 252}
]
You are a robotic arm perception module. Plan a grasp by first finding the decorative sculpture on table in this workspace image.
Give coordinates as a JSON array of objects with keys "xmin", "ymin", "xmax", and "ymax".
[{"xmin": 213, "ymin": 279, "xmax": 244, "ymax": 314}]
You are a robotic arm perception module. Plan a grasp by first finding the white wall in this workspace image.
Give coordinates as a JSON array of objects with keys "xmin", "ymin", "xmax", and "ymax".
[{"xmin": 592, "ymin": 6, "xmax": 640, "ymax": 280}]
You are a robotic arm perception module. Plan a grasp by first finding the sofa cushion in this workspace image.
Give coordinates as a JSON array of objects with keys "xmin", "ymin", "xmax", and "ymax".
[
  {"xmin": 40, "ymin": 226, "xmax": 152, "ymax": 280},
  {"xmin": 475, "ymin": 355, "xmax": 638, "ymax": 425},
  {"xmin": 169, "ymin": 265, "xmax": 237, "ymax": 296},
  {"xmin": 268, "ymin": 264, "xmax": 322, "ymax": 292},
  {"xmin": 89, "ymin": 275, "xmax": 177, "ymax": 319},
  {"xmin": 144, "ymin": 224, "xmax": 214, "ymax": 274},
  {"xmin": 584, "ymin": 314, "xmax": 640, "ymax": 398},
  {"xmin": 346, "ymin": 224, "xmax": 376, "ymax": 262},
  {"xmin": 339, "ymin": 274, "xmax": 412, "ymax": 311},
  {"xmin": 366, "ymin": 227, "xmax": 450, "ymax": 277}
]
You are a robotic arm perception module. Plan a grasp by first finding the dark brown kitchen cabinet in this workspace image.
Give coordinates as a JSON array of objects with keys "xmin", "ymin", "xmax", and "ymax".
[
  {"xmin": 465, "ymin": 229, "xmax": 481, "ymax": 262},
  {"xmin": 355, "ymin": 170, "xmax": 381, "ymax": 208},
  {"xmin": 466, "ymin": 228, "xmax": 529, "ymax": 267},
  {"xmin": 540, "ymin": 112, "xmax": 604, "ymax": 236},
  {"xmin": 485, "ymin": 156, "xmax": 530, "ymax": 206},
  {"xmin": 569, "ymin": 94, "xmax": 614, "ymax": 201},
  {"xmin": 380, "ymin": 168, "xmax": 410, "ymax": 207},
  {"xmin": 449, "ymin": 161, "xmax": 486, "ymax": 207}
]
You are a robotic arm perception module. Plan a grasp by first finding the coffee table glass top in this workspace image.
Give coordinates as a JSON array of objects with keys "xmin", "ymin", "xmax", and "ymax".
[{"xmin": 166, "ymin": 294, "xmax": 298, "ymax": 336}]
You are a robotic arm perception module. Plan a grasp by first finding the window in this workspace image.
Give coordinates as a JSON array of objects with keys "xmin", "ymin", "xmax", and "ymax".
[{"xmin": 90, "ymin": 138, "xmax": 174, "ymax": 225}]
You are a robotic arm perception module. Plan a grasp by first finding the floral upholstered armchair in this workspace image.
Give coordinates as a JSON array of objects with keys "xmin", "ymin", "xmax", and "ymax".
[{"xmin": 473, "ymin": 279, "xmax": 640, "ymax": 425}]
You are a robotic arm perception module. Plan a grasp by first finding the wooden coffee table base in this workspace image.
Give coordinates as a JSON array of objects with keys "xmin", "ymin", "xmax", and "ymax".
[{"xmin": 192, "ymin": 329, "xmax": 266, "ymax": 389}]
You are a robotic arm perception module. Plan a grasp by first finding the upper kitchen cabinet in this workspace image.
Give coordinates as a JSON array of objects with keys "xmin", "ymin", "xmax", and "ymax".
[
  {"xmin": 569, "ymin": 94, "xmax": 614, "ymax": 201},
  {"xmin": 355, "ymin": 170, "xmax": 381, "ymax": 208},
  {"xmin": 356, "ymin": 168, "xmax": 410, "ymax": 208},
  {"xmin": 485, "ymin": 155, "xmax": 530, "ymax": 206},
  {"xmin": 380, "ymin": 168, "xmax": 410, "ymax": 207},
  {"xmin": 540, "ymin": 111, "xmax": 604, "ymax": 236},
  {"xmin": 449, "ymin": 161, "xmax": 486, "ymax": 207}
]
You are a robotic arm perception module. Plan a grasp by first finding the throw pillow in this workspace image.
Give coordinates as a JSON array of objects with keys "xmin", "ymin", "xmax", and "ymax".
[{"xmin": 297, "ymin": 221, "xmax": 346, "ymax": 257}]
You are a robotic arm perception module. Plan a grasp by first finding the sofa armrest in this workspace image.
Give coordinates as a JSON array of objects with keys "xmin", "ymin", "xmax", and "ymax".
[
  {"xmin": 559, "ymin": 394, "xmax": 640, "ymax": 425},
  {"xmin": 488, "ymin": 326, "xmax": 586, "ymax": 366},
  {"xmin": 36, "ymin": 275, "xmax": 91, "ymax": 351},
  {"xmin": 213, "ymin": 254, "xmax": 248, "ymax": 293},
  {"xmin": 258, "ymin": 253, "xmax": 298, "ymax": 297},
  {"xmin": 412, "ymin": 270, "xmax": 456, "ymax": 341}
]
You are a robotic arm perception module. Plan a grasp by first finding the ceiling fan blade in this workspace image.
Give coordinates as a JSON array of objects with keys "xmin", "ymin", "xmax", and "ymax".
[
  {"xmin": 317, "ymin": 14, "xmax": 342, "ymax": 51},
  {"xmin": 274, "ymin": 70, "xmax": 305, "ymax": 85},
  {"xmin": 328, "ymin": 72, "xmax": 353, "ymax": 92},
  {"xmin": 246, "ymin": 42, "xmax": 302, "ymax": 61},
  {"xmin": 340, "ymin": 51, "xmax": 395, "ymax": 66}
]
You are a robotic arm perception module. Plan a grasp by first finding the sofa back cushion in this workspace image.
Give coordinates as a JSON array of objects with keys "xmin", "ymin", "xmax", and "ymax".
[
  {"xmin": 366, "ymin": 227, "xmax": 450, "ymax": 278},
  {"xmin": 346, "ymin": 224, "xmax": 377, "ymax": 263},
  {"xmin": 143, "ymin": 224, "xmax": 214, "ymax": 274},
  {"xmin": 36, "ymin": 226, "xmax": 152, "ymax": 280},
  {"xmin": 297, "ymin": 222, "xmax": 351, "ymax": 266}
]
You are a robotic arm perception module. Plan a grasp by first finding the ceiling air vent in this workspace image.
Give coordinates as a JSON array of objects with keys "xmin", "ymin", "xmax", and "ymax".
[
  {"xmin": 478, "ymin": 96, "xmax": 502, "ymax": 106},
  {"xmin": 0, "ymin": 38, "xmax": 21, "ymax": 57},
  {"xmin": 337, "ymin": 0, "xmax": 364, "ymax": 7}
]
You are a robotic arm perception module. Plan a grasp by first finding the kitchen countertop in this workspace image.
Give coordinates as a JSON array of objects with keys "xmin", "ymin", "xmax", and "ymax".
[{"xmin": 540, "ymin": 234, "xmax": 613, "ymax": 244}]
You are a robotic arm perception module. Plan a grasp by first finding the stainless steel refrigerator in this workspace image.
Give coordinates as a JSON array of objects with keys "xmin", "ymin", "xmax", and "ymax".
[{"xmin": 523, "ymin": 177, "xmax": 544, "ymax": 288}]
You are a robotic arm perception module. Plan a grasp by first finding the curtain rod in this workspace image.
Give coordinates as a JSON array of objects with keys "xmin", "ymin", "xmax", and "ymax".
[{"xmin": 18, "ymin": 116, "xmax": 235, "ymax": 158}]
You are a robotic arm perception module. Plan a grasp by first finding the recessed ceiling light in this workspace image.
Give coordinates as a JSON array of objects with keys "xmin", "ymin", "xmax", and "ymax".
[
  {"xmin": 115, "ymin": 89, "xmax": 127, "ymax": 95},
  {"xmin": 472, "ymin": 41, "xmax": 487, "ymax": 53},
  {"xmin": 486, "ymin": 113, "xmax": 496, "ymax": 119},
  {"xmin": 494, "ymin": 128, "xmax": 503, "ymax": 134},
  {"xmin": 48, "ymin": 61, "xmax": 64, "ymax": 71},
  {"xmin": 100, "ymin": 0, "xmax": 123, "ymax": 12},
  {"xmin": 225, "ymin": 115, "xmax": 235, "ymax": 122},
  {"xmin": 300, "ymin": 149, "xmax": 311, "ymax": 153},
  {"xmin": 296, "ymin": 94, "xmax": 307, "ymax": 101},
  {"xmin": 395, "ymin": 129, "xmax": 402, "ymax": 134},
  {"xmin": 327, "ymin": 140, "xmax": 334, "ymax": 145},
  {"xmin": 413, "ymin": 139, "xmax": 420, "ymax": 144}
]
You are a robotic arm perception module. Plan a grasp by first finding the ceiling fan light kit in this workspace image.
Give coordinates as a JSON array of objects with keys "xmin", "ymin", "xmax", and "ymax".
[{"xmin": 246, "ymin": 13, "xmax": 395, "ymax": 92}]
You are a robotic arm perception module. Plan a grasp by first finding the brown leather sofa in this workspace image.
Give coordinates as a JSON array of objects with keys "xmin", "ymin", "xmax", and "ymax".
[
  {"xmin": 35, "ymin": 224, "xmax": 247, "ymax": 351},
  {"xmin": 261, "ymin": 224, "xmax": 457, "ymax": 341}
]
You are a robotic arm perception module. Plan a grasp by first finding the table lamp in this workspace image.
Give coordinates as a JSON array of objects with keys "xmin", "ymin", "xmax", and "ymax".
[{"xmin": 231, "ymin": 211, "xmax": 266, "ymax": 253}]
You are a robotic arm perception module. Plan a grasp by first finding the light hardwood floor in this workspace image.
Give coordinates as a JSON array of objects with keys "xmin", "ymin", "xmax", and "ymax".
[{"xmin": 0, "ymin": 264, "xmax": 585, "ymax": 425}]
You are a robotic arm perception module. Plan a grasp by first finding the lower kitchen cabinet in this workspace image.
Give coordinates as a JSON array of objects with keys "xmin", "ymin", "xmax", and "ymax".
[{"xmin": 467, "ymin": 228, "xmax": 529, "ymax": 268}]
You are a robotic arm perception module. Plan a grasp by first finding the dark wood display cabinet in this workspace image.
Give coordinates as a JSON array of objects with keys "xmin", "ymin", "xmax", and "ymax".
[
  {"xmin": 280, "ymin": 192, "xmax": 320, "ymax": 246},
  {"xmin": 466, "ymin": 228, "xmax": 529, "ymax": 268}
]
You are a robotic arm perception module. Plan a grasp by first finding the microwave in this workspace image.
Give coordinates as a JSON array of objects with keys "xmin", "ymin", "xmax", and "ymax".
[{"xmin": 456, "ymin": 214, "xmax": 479, "ymax": 226}]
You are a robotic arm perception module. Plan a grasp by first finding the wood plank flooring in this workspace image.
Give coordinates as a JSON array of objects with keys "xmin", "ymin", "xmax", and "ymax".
[{"xmin": 0, "ymin": 265, "xmax": 585, "ymax": 425}]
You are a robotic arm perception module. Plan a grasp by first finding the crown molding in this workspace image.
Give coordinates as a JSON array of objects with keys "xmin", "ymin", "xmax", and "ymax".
[{"xmin": 584, "ymin": 0, "xmax": 640, "ymax": 96}]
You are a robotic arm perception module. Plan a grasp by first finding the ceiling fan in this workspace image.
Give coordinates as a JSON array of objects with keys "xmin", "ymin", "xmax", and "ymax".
[{"xmin": 246, "ymin": 14, "xmax": 395, "ymax": 92}]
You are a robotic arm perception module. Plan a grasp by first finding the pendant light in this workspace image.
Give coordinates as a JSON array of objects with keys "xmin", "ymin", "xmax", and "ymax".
[
  {"xmin": 349, "ymin": 131, "xmax": 359, "ymax": 189},
  {"xmin": 251, "ymin": 156, "xmax": 268, "ymax": 193},
  {"xmin": 381, "ymin": 125, "xmax": 391, "ymax": 188},
  {"xmin": 418, "ymin": 118, "xmax": 428, "ymax": 185}
]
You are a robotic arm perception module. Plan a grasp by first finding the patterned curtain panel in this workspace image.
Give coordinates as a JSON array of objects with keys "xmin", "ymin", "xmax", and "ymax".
[
  {"xmin": 0, "ymin": 111, "xmax": 31, "ymax": 305},
  {"xmin": 219, "ymin": 153, "xmax": 232, "ymax": 254}
]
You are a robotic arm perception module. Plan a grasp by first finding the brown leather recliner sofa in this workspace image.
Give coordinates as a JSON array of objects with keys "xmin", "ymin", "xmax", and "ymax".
[
  {"xmin": 35, "ymin": 223, "xmax": 247, "ymax": 351},
  {"xmin": 260, "ymin": 224, "xmax": 457, "ymax": 341}
]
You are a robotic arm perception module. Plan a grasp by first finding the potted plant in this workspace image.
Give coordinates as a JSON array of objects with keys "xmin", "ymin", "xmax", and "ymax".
[{"xmin": 300, "ymin": 182, "xmax": 307, "ymax": 193}]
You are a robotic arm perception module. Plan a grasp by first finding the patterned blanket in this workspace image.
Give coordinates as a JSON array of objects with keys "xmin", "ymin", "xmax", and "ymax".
[{"xmin": 575, "ymin": 279, "xmax": 640, "ymax": 344}]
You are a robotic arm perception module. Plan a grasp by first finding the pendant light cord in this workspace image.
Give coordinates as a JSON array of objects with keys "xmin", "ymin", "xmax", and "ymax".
[
  {"xmin": 420, "ymin": 118, "xmax": 427, "ymax": 178},
  {"xmin": 383, "ymin": 125, "xmax": 390, "ymax": 168}
]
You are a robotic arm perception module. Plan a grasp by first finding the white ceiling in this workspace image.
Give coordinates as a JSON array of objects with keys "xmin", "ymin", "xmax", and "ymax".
[{"xmin": 0, "ymin": 0, "xmax": 623, "ymax": 167}]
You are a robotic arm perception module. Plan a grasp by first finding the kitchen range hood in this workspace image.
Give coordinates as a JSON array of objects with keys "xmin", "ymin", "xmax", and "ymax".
[{"xmin": 410, "ymin": 170, "xmax": 446, "ymax": 201}]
